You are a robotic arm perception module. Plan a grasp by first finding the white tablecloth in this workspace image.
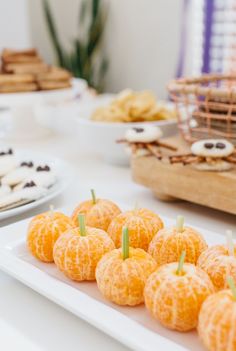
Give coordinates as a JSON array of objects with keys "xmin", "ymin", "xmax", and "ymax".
[{"xmin": 0, "ymin": 133, "xmax": 235, "ymax": 351}]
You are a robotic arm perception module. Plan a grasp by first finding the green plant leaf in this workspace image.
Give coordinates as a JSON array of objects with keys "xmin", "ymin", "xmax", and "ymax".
[
  {"xmin": 42, "ymin": 0, "xmax": 65, "ymax": 66},
  {"xmin": 42, "ymin": 0, "xmax": 108, "ymax": 91}
]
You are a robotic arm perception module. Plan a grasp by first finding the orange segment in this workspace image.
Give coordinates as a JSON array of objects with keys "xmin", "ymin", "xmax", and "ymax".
[
  {"xmin": 144, "ymin": 262, "xmax": 215, "ymax": 331},
  {"xmin": 108, "ymin": 208, "xmax": 163, "ymax": 251},
  {"xmin": 72, "ymin": 199, "xmax": 121, "ymax": 231},
  {"xmin": 53, "ymin": 226, "xmax": 115, "ymax": 281},
  {"xmin": 198, "ymin": 290, "xmax": 236, "ymax": 351},
  {"xmin": 96, "ymin": 247, "xmax": 157, "ymax": 306},
  {"xmin": 27, "ymin": 211, "xmax": 74, "ymax": 262},
  {"xmin": 197, "ymin": 244, "xmax": 236, "ymax": 290},
  {"xmin": 148, "ymin": 226, "xmax": 207, "ymax": 265}
]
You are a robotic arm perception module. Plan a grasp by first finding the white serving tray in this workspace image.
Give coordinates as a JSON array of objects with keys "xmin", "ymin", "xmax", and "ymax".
[{"xmin": 0, "ymin": 208, "xmax": 225, "ymax": 351}]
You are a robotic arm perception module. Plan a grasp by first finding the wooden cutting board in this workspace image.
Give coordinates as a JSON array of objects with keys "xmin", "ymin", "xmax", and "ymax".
[{"xmin": 131, "ymin": 138, "xmax": 236, "ymax": 215}]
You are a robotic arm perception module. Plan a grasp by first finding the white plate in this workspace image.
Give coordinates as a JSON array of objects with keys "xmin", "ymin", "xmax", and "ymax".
[
  {"xmin": 0, "ymin": 152, "xmax": 73, "ymax": 220},
  {"xmin": 0, "ymin": 207, "xmax": 225, "ymax": 351}
]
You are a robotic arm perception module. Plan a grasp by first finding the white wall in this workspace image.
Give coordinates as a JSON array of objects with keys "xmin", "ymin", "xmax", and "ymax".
[
  {"xmin": 104, "ymin": 0, "xmax": 182, "ymax": 98},
  {"xmin": 28, "ymin": 0, "xmax": 183, "ymax": 98},
  {"xmin": 0, "ymin": 0, "xmax": 32, "ymax": 51}
]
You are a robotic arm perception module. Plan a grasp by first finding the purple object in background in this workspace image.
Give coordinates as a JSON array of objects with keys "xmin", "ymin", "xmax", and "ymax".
[
  {"xmin": 176, "ymin": 0, "xmax": 221, "ymax": 77},
  {"xmin": 202, "ymin": 0, "xmax": 215, "ymax": 73}
]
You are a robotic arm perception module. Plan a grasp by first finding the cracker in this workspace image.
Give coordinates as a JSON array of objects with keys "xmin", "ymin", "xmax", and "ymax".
[
  {"xmin": 0, "ymin": 83, "xmax": 38, "ymax": 93},
  {"xmin": 0, "ymin": 73, "xmax": 34, "ymax": 84},
  {"xmin": 2, "ymin": 48, "xmax": 38, "ymax": 58},
  {"xmin": 36, "ymin": 67, "xmax": 71, "ymax": 82},
  {"xmin": 3, "ymin": 62, "xmax": 49, "ymax": 74},
  {"xmin": 2, "ymin": 56, "xmax": 42, "ymax": 64},
  {"xmin": 38, "ymin": 80, "xmax": 71, "ymax": 90}
]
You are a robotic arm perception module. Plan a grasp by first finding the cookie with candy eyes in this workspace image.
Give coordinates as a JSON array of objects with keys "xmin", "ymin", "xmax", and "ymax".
[
  {"xmin": 170, "ymin": 139, "xmax": 236, "ymax": 171},
  {"xmin": 1, "ymin": 162, "xmax": 35, "ymax": 186},
  {"xmin": 125, "ymin": 125, "xmax": 163, "ymax": 143},
  {"xmin": 0, "ymin": 184, "xmax": 11, "ymax": 198},
  {"xmin": 191, "ymin": 139, "xmax": 234, "ymax": 158},
  {"xmin": 14, "ymin": 164, "xmax": 56, "ymax": 191},
  {"xmin": 119, "ymin": 125, "xmax": 177, "ymax": 159},
  {"xmin": 0, "ymin": 186, "xmax": 47, "ymax": 211},
  {"xmin": 0, "ymin": 149, "xmax": 17, "ymax": 177}
]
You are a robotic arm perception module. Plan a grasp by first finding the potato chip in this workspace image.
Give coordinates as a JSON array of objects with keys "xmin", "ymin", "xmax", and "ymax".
[{"xmin": 90, "ymin": 89, "xmax": 176, "ymax": 123}]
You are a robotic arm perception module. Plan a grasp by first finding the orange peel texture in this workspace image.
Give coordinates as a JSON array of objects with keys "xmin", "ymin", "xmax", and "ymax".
[
  {"xmin": 72, "ymin": 199, "xmax": 121, "ymax": 231},
  {"xmin": 197, "ymin": 244, "xmax": 236, "ymax": 290},
  {"xmin": 27, "ymin": 211, "xmax": 74, "ymax": 262},
  {"xmin": 148, "ymin": 226, "xmax": 207, "ymax": 266},
  {"xmin": 144, "ymin": 262, "xmax": 215, "ymax": 331},
  {"xmin": 108, "ymin": 208, "xmax": 163, "ymax": 251},
  {"xmin": 53, "ymin": 226, "xmax": 115, "ymax": 281},
  {"xmin": 198, "ymin": 290, "xmax": 236, "ymax": 351},
  {"xmin": 96, "ymin": 247, "xmax": 157, "ymax": 306}
]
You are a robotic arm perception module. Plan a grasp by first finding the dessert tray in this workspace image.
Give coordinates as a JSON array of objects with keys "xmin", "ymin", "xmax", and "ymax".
[
  {"xmin": 0, "ymin": 206, "xmax": 224, "ymax": 351},
  {"xmin": 0, "ymin": 151, "xmax": 73, "ymax": 221}
]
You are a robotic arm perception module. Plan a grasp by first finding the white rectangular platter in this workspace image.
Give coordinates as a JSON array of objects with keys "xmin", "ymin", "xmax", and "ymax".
[{"xmin": 0, "ymin": 207, "xmax": 225, "ymax": 351}]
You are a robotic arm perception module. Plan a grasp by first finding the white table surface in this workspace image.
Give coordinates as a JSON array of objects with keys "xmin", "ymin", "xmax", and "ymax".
[{"xmin": 0, "ymin": 133, "xmax": 236, "ymax": 351}]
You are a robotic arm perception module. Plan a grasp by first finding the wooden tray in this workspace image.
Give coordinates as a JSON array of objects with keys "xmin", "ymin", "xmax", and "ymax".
[{"xmin": 131, "ymin": 139, "xmax": 236, "ymax": 215}]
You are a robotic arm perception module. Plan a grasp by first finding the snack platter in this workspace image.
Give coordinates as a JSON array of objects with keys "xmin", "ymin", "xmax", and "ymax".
[{"xmin": 0, "ymin": 206, "xmax": 225, "ymax": 351}]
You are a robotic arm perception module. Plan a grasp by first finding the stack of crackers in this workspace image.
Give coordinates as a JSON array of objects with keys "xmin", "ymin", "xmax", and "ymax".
[{"xmin": 0, "ymin": 48, "xmax": 71, "ymax": 93}]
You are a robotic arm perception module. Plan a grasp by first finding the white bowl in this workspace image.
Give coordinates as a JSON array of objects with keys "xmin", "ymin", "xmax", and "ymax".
[{"xmin": 75, "ymin": 96, "xmax": 178, "ymax": 166}]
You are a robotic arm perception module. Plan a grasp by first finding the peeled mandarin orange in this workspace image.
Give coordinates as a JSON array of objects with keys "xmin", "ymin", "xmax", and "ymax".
[
  {"xmin": 148, "ymin": 216, "xmax": 207, "ymax": 265},
  {"xmin": 53, "ymin": 215, "xmax": 115, "ymax": 281},
  {"xmin": 27, "ymin": 210, "xmax": 74, "ymax": 262},
  {"xmin": 96, "ymin": 227, "xmax": 157, "ymax": 306},
  {"xmin": 96, "ymin": 247, "xmax": 157, "ymax": 306},
  {"xmin": 71, "ymin": 190, "xmax": 121, "ymax": 231},
  {"xmin": 198, "ymin": 288, "xmax": 236, "ymax": 351},
  {"xmin": 144, "ymin": 260, "xmax": 215, "ymax": 331},
  {"xmin": 107, "ymin": 208, "xmax": 163, "ymax": 251},
  {"xmin": 197, "ymin": 244, "xmax": 236, "ymax": 290}
]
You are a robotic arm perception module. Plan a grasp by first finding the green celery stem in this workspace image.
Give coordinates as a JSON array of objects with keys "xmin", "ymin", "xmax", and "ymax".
[
  {"xmin": 78, "ymin": 214, "xmax": 86, "ymax": 236},
  {"xmin": 122, "ymin": 227, "xmax": 129, "ymax": 260},
  {"xmin": 176, "ymin": 215, "xmax": 184, "ymax": 233},
  {"xmin": 176, "ymin": 251, "xmax": 186, "ymax": 275},
  {"xmin": 91, "ymin": 189, "xmax": 96, "ymax": 204}
]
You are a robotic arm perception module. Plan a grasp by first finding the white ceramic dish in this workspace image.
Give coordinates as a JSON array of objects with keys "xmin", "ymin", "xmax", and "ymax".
[
  {"xmin": 0, "ymin": 78, "xmax": 88, "ymax": 140},
  {"xmin": 0, "ymin": 151, "xmax": 73, "ymax": 221},
  {"xmin": 0, "ymin": 207, "xmax": 225, "ymax": 351},
  {"xmin": 75, "ymin": 95, "xmax": 178, "ymax": 166}
]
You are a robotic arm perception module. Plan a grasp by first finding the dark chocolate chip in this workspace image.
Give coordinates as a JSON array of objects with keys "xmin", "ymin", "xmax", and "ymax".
[
  {"xmin": 133, "ymin": 127, "xmax": 144, "ymax": 133},
  {"xmin": 36, "ymin": 165, "xmax": 50, "ymax": 172},
  {"xmin": 204, "ymin": 142, "xmax": 214, "ymax": 149},
  {"xmin": 21, "ymin": 161, "xmax": 34, "ymax": 168},
  {"xmin": 216, "ymin": 142, "xmax": 226, "ymax": 149},
  {"xmin": 8, "ymin": 149, "xmax": 13, "ymax": 155},
  {"xmin": 23, "ymin": 181, "xmax": 36, "ymax": 188}
]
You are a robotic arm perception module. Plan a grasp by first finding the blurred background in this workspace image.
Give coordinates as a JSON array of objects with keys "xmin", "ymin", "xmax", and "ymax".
[{"xmin": 0, "ymin": 0, "xmax": 183, "ymax": 98}]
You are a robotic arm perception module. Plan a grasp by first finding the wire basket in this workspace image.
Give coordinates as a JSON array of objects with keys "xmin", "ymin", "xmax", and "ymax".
[{"xmin": 167, "ymin": 74, "xmax": 236, "ymax": 144}]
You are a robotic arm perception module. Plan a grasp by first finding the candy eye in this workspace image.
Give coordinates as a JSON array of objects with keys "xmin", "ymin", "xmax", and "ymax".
[
  {"xmin": 204, "ymin": 142, "xmax": 214, "ymax": 149},
  {"xmin": 216, "ymin": 142, "xmax": 226, "ymax": 149},
  {"xmin": 36, "ymin": 165, "xmax": 50, "ymax": 172},
  {"xmin": 21, "ymin": 161, "xmax": 34, "ymax": 168},
  {"xmin": 23, "ymin": 181, "xmax": 36, "ymax": 188},
  {"xmin": 133, "ymin": 127, "xmax": 144, "ymax": 133}
]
